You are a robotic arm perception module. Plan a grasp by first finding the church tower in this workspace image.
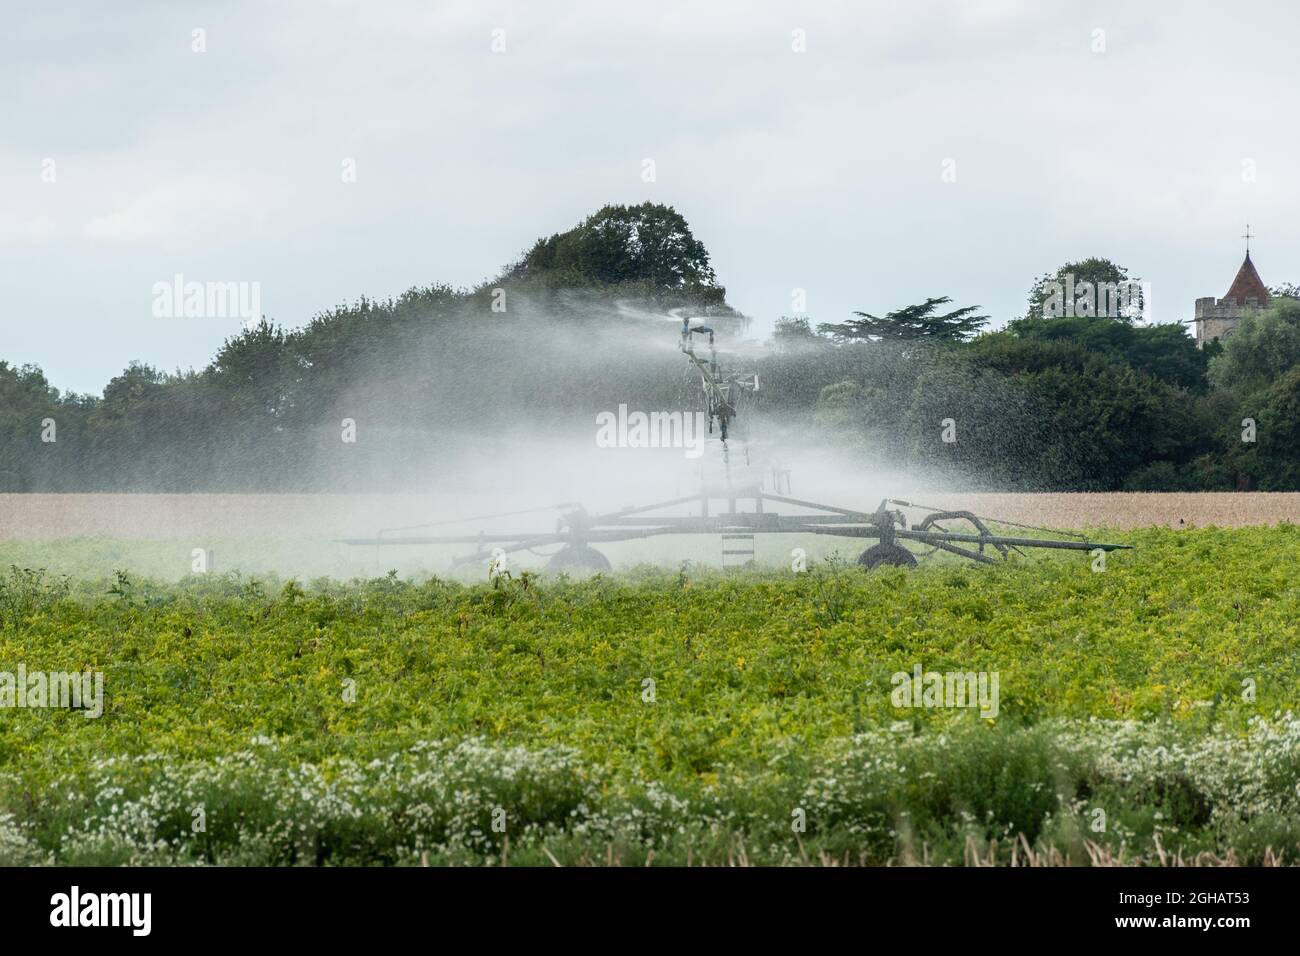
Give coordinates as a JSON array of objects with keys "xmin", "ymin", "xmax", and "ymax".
[{"xmin": 1193, "ymin": 232, "xmax": 1270, "ymax": 347}]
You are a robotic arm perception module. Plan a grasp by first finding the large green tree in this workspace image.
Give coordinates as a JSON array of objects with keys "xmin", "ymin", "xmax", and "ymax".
[
  {"xmin": 817, "ymin": 296, "xmax": 988, "ymax": 342},
  {"xmin": 507, "ymin": 202, "xmax": 722, "ymax": 300},
  {"xmin": 982, "ymin": 315, "xmax": 1208, "ymax": 392},
  {"xmin": 1207, "ymin": 298, "xmax": 1300, "ymax": 396},
  {"xmin": 1024, "ymin": 257, "xmax": 1143, "ymax": 322}
]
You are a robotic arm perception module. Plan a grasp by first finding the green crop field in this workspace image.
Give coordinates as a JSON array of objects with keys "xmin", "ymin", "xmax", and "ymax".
[{"xmin": 1, "ymin": 526, "xmax": 1298, "ymax": 866}]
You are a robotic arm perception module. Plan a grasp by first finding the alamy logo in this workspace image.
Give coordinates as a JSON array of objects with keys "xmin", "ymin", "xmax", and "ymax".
[
  {"xmin": 595, "ymin": 405, "xmax": 707, "ymax": 458},
  {"xmin": 152, "ymin": 273, "xmax": 261, "ymax": 327},
  {"xmin": 890, "ymin": 664, "xmax": 999, "ymax": 719},
  {"xmin": 1041, "ymin": 275, "xmax": 1150, "ymax": 322},
  {"xmin": 50, "ymin": 886, "xmax": 151, "ymax": 936},
  {"xmin": 0, "ymin": 666, "xmax": 103, "ymax": 718}
]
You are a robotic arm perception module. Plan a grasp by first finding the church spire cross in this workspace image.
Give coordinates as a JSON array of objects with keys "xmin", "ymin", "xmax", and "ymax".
[{"xmin": 1243, "ymin": 224, "xmax": 1254, "ymax": 255}]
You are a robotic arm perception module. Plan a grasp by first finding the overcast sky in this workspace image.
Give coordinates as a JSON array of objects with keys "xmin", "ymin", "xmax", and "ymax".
[{"xmin": 4, "ymin": 0, "xmax": 1299, "ymax": 394}]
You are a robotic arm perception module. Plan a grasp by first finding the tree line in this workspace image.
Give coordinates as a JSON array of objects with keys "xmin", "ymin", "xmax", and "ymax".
[{"xmin": 2, "ymin": 204, "xmax": 1298, "ymax": 492}]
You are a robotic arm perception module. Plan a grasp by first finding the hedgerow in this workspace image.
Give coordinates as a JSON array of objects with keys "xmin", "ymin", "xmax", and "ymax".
[{"xmin": 1, "ymin": 718, "xmax": 1298, "ymax": 866}]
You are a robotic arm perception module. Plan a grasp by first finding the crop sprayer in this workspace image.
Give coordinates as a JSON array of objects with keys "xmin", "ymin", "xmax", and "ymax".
[{"xmin": 342, "ymin": 316, "xmax": 1132, "ymax": 572}]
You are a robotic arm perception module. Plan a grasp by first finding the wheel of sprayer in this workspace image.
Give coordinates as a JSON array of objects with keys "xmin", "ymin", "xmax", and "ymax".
[
  {"xmin": 546, "ymin": 545, "xmax": 612, "ymax": 575},
  {"xmin": 858, "ymin": 543, "xmax": 918, "ymax": 570}
]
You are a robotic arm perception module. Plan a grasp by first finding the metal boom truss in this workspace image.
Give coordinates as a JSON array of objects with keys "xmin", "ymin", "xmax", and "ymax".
[{"xmin": 342, "ymin": 316, "xmax": 1131, "ymax": 570}]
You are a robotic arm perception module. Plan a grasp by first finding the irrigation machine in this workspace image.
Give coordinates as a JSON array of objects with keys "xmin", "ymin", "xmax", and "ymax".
[{"xmin": 343, "ymin": 316, "xmax": 1131, "ymax": 572}]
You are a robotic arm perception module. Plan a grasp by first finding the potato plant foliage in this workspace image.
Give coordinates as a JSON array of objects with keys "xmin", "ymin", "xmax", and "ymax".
[{"xmin": 0, "ymin": 527, "xmax": 1298, "ymax": 865}]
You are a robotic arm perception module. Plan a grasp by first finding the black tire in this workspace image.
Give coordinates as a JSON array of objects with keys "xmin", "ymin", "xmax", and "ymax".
[
  {"xmin": 857, "ymin": 543, "xmax": 917, "ymax": 570},
  {"xmin": 546, "ymin": 545, "xmax": 612, "ymax": 574}
]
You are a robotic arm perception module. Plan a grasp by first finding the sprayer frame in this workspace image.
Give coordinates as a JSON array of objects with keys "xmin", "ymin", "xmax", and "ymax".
[
  {"xmin": 341, "ymin": 491, "xmax": 1131, "ymax": 569},
  {"xmin": 341, "ymin": 318, "xmax": 1132, "ymax": 570}
]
